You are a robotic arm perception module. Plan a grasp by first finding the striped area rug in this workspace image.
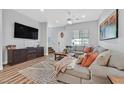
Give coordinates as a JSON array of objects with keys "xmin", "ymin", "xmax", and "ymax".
[{"xmin": 19, "ymin": 61, "xmax": 64, "ymax": 84}]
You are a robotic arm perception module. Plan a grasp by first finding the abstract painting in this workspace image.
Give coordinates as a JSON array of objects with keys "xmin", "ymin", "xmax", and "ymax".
[{"xmin": 100, "ymin": 9, "xmax": 118, "ymax": 40}]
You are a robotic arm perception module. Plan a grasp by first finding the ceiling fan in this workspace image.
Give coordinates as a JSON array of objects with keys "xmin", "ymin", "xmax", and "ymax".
[{"xmin": 66, "ymin": 11, "xmax": 85, "ymax": 24}]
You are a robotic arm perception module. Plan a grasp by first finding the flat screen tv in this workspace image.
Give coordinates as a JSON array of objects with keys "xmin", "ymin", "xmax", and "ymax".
[
  {"xmin": 100, "ymin": 9, "xmax": 118, "ymax": 40},
  {"xmin": 14, "ymin": 22, "xmax": 38, "ymax": 40}
]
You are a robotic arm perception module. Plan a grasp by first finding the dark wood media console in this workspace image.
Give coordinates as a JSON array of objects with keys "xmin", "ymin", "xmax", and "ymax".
[{"xmin": 7, "ymin": 47, "xmax": 44, "ymax": 65}]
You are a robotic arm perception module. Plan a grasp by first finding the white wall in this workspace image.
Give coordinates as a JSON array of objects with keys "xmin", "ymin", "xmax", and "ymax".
[
  {"xmin": 0, "ymin": 9, "xmax": 3, "ymax": 70},
  {"xmin": 48, "ymin": 26, "xmax": 66, "ymax": 52},
  {"xmin": 2, "ymin": 9, "xmax": 48, "ymax": 64},
  {"xmin": 99, "ymin": 9, "xmax": 124, "ymax": 54},
  {"xmin": 48, "ymin": 21, "xmax": 98, "ymax": 52},
  {"xmin": 39, "ymin": 22, "xmax": 48, "ymax": 55}
]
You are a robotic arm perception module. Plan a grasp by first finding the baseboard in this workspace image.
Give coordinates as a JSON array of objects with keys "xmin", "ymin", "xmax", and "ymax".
[
  {"xmin": 44, "ymin": 52, "xmax": 48, "ymax": 56},
  {"xmin": 44, "ymin": 53, "xmax": 48, "ymax": 56},
  {"xmin": 0, "ymin": 65, "xmax": 3, "ymax": 70}
]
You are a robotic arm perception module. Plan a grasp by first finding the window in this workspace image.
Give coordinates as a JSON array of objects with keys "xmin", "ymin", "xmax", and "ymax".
[{"xmin": 72, "ymin": 30, "xmax": 89, "ymax": 46}]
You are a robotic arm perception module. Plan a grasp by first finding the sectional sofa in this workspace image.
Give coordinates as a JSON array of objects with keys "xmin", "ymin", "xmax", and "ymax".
[{"xmin": 56, "ymin": 46, "xmax": 124, "ymax": 84}]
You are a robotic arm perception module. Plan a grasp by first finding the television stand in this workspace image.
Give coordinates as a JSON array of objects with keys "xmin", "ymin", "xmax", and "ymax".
[{"xmin": 7, "ymin": 47, "xmax": 44, "ymax": 65}]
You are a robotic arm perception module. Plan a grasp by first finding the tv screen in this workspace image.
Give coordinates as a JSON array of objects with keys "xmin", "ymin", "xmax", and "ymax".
[{"xmin": 14, "ymin": 22, "xmax": 38, "ymax": 40}]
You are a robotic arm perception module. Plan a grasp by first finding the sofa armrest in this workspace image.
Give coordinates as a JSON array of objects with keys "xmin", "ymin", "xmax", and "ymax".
[{"xmin": 89, "ymin": 62, "xmax": 124, "ymax": 78}]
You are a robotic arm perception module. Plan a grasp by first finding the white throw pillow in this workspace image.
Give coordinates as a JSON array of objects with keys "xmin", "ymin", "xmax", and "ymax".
[
  {"xmin": 76, "ymin": 54, "xmax": 85, "ymax": 64},
  {"xmin": 96, "ymin": 50, "xmax": 111, "ymax": 66}
]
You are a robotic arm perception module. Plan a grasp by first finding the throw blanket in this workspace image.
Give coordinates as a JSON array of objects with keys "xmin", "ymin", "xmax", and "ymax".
[{"xmin": 50, "ymin": 57, "xmax": 77, "ymax": 78}]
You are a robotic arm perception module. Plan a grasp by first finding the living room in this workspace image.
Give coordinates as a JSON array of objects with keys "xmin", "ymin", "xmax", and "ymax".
[{"xmin": 0, "ymin": 9, "xmax": 124, "ymax": 84}]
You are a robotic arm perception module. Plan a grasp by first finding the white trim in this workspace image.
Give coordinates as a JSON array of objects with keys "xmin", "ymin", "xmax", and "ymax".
[
  {"xmin": 44, "ymin": 53, "xmax": 48, "ymax": 56},
  {"xmin": 0, "ymin": 65, "xmax": 3, "ymax": 70},
  {"xmin": 0, "ymin": 9, "xmax": 3, "ymax": 71}
]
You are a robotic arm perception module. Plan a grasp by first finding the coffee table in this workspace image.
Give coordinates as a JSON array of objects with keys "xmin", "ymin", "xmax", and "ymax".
[
  {"xmin": 54, "ymin": 52, "xmax": 67, "ymax": 60},
  {"xmin": 107, "ymin": 75, "xmax": 124, "ymax": 84}
]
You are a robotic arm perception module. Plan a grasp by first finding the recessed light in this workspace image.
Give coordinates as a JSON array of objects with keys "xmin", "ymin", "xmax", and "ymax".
[
  {"xmin": 82, "ymin": 15, "xmax": 86, "ymax": 18},
  {"xmin": 56, "ymin": 20, "xmax": 59, "ymax": 23},
  {"xmin": 67, "ymin": 20, "xmax": 72, "ymax": 24},
  {"xmin": 40, "ymin": 9, "xmax": 44, "ymax": 12}
]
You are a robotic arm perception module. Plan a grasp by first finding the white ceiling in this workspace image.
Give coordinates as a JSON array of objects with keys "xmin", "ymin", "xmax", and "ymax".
[{"xmin": 14, "ymin": 9, "xmax": 103, "ymax": 27}]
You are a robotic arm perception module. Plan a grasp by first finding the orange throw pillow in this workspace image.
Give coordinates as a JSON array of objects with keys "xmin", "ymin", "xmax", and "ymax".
[
  {"xmin": 81, "ymin": 52, "xmax": 98, "ymax": 67},
  {"xmin": 80, "ymin": 53, "xmax": 89, "ymax": 66},
  {"xmin": 83, "ymin": 47, "xmax": 92, "ymax": 53}
]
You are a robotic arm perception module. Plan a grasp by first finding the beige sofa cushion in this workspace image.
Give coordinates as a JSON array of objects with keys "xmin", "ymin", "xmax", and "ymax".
[
  {"xmin": 64, "ymin": 64, "xmax": 90, "ymax": 79},
  {"xmin": 89, "ymin": 63, "xmax": 109, "ymax": 77},
  {"xmin": 108, "ymin": 53, "xmax": 124, "ymax": 70},
  {"xmin": 96, "ymin": 50, "xmax": 111, "ymax": 66}
]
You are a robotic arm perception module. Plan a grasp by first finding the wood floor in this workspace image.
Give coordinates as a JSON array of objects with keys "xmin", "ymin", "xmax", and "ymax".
[{"xmin": 0, "ymin": 56, "xmax": 48, "ymax": 84}]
